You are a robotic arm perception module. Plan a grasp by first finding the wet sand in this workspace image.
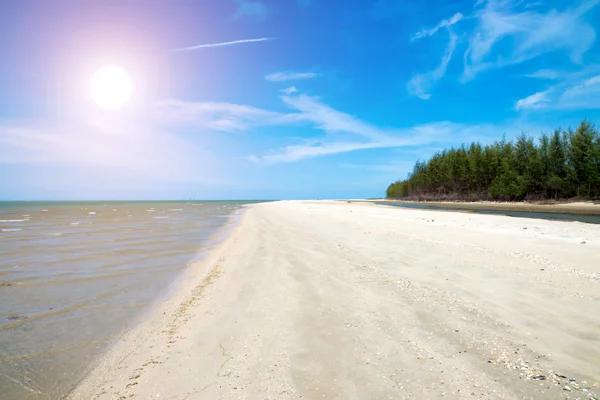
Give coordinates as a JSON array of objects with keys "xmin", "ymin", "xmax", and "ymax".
[
  {"xmin": 374, "ymin": 199, "xmax": 600, "ymax": 216},
  {"xmin": 69, "ymin": 201, "xmax": 600, "ymax": 399}
]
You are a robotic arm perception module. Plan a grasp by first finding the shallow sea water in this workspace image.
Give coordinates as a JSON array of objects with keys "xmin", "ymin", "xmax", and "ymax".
[{"xmin": 0, "ymin": 201, "xmax": 251, "ymax": 399}]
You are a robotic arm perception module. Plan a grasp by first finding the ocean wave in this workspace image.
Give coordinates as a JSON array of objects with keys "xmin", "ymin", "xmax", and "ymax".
[
  {"xmin": 70, "ymin": 222, "xmax": 80, "ymax": 225},
  {"xmin": 153, "ymin": 216, "xmax": 169, "ymax": 219},
  {"xmin": 88, "ymin": 212, "xmax": 96, "ymax": 215},
  {"xmin": 0, "ymin": 219, "xmax": 27, "ymax": 222},
  {"xmin": 168, "ymin": 209, "xmax": 183, "ymax": 212},
  {"xmin": 2, "ymin": 228, "xmax": 22, "ymax": 232}
]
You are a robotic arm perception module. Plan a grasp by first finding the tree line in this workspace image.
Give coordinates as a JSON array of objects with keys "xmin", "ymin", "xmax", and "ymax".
[{"xmin": 386, "ymin": 120, "xmax": 600, "ymax": 201}]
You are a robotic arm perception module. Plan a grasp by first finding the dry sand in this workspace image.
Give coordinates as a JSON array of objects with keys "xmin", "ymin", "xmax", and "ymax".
[{"xmin": 68, "ymin": 201, "xmax": 600, "ymax": 400}]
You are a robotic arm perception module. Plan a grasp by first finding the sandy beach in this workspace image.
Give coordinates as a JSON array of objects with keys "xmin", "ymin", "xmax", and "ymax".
[{"xmin": 68, "ymin": 201, "xmax": 600, "ymax": 400}]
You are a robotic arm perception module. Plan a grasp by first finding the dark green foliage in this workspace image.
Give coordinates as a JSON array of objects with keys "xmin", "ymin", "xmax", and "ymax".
[{"xmin": 386, "ymin": 120, "xmax": 600, "ymax": 201}]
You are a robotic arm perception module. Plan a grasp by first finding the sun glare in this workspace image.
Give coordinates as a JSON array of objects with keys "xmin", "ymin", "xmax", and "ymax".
[{"xmin": 90, "ymin": 66, "xmax": 132, "ymax": 109}]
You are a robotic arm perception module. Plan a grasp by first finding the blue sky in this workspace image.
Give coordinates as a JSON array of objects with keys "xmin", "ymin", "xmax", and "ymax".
[{"xmin": 1, "ymin": 0, "xmax": 600, "ymax": 200}]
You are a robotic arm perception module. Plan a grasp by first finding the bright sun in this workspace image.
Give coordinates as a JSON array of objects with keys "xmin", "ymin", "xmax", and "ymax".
[{"xmin": 90, "ymin": 66, "xmax": 132, "ymax": 109}]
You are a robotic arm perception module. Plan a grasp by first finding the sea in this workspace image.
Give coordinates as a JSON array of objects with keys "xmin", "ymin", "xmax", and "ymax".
[{"xmin": 0, "ymin": 201, "xmax": 255, "ymax": 399}]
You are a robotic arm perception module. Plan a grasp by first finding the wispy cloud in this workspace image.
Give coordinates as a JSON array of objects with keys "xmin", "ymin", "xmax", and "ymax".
[
  {"xmin": 155, "ymin": 99, "xmax": 290, "ymax": 132},
  {"xmin": 158, "ymin": 92, "xmax": 456, "ymax": 163},
  {"xmin": 0, "ymin": 118, "xmax": 211, "ymax": 182},
  {"xmin": 408, "ymin": 10, "xmax": 463, "ymax": 99},
  {"xmin": 560, "ymin": 75, "xmax": 600, "ymax": 108},
  {"xmin": 462, "ymin": 0, "xmax": 598, "ymax": 81},
  {"xmin": 254, "ymin": 136, "xmax": 444, "ymax": 164},
  {"xmin": 157, "ymin": 93, "xmax": 391, "ymax": 140},
  {"xmin": 408, "ymin": 30, "xmax": 458, "ymax": 100},
  {"xmin": 560, "ymin": 75, "xmax": 600, "ymax": 110},
  {"xmin": 281, "ymin": 94, "xmax": 391, "ymax": 140},
  {"xmin": 255, "ymin": 142, "xmax": 388, "ymax": 164},
  {"xmin": 251, "ymin": 120, "xmax": 506, "ymax": 164},
  {"xmin": 253, "ymin": 95, "xmax": 483, "ymax": 163},
  {"xmin": 156, "ymin": 90, "xmax": 546, "ymax": 165},
  {"xmin": 524, "ymin": 69, "xmax": 561, "ymax": 80},
  {"xmin": 411, "ymin": 0, "xmax": 600, "ymax": 92},
  {"xmin": 265, "ymin": 72, "xmax": 318, "ymax": 82},
  {"xmin": 230, "ymin": 0, "xmax": 269, "ymax": 21},
  {"xmin": 515, "ymin": 90, "xmax": 552, "ymax": 110},
  {"xmin": 249, "ymin": 110, "xmax": 553, "ymax": 164},
  {"xmin": 280, "ymin": 86, "xmax": 298, "ymax": 94},
  {"xmin": 173, "ymin": 37, "xmax": 273, "ymax": 52},
  {"xmin": 411, "ymin": 13, "xmax": 463, "ymax": 41},
  {"xmin": 515, "ymin": 66, "xmax": 600, "ymax": 111}
]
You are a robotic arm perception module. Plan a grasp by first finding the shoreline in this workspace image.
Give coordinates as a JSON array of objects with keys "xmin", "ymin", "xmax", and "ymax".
[
  {"xmin": 67, "ymin": 201, "xmax": 600, "ymax": 399},
  {"xmin": 0, "ymin": 201, "xmax": 250, "ymax": 400},
  {"xmin": 153, "ymin": 205, "xmax": 249, "ymax": 304},
  {"xmin": 362, "ymin": 199, "xmax": 600, "ymax": 216},
  {"xmin": 66, "ymin": 205, "xmax": 251, "ymax": 399}
]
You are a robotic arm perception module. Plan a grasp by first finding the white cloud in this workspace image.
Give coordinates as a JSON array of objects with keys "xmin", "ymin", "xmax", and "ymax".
[
  {"xmin": 515, "ymin": 70, "xmax": 600, "ymax": 111},
  {"xmin": 250, "ymin": 108, "xmax": 556, "ymax": 163},
  {"xmin": 408, "ymin": 10, "xmax": 462, "ymax": 99},
  {"xmin": 557, "ymin": 74, "xmax": 600, "ymax": 109},
  {"xmin": 265, "ymin": 72, "xmax": 318, "ymax": 82},
  {"xmin": 157, "ymin": 93, "xmax": 397, "ymax": 141},
  {"xmin": 562, "ymin": 75, "xmax": 600, "ymax": 97},
  {"xmin": 172, "ymin": 37, "xmax": 273, "ymax": 52},
  {"xmin": 258, "ymin": 142, "xmax": 387, "ymax": 164},
  {"xmin": 515, "ymin": 90, "xmax": 551, "ymax": 110},
  {"xmin": 411, "ymin": 13, "xmax": 463, "ymax": 41},
  {"xmin": 156, "ymin": 92, "xmax": 461, "ymax": 163},
  {"xmin": 251, "ymin": 120, "xmax": 511, "ymax": 164},
  {"xmin": 155, "ymin": 99, "xmax": 290, "ymax": 132},
  {"xmin": 280, "ymin": 86, "xmax": 298, "ymax": 94},
  {"xmin": 281, "ymin": 94, "xmax": 391, "ymax": 140},
  {"xmin": 256, "ymin": 134, "xmax": 445, "ymax": 164},
  {"xmin": 524, "ymin": 69, "xmax": 561, "ymax": 80},
  {"xmin": 258, "ymin": 93, "xmax": 492, "ymax": 163},
  {"xmin": 408, "ymin": 30, "xmax": 458, "ymax": 99},
  {"xmin": 0, "ymin": 118, "xmax": 210, "ymax": 182},
  {"xmin": 154, "ymin": 91, "xmax": 549, "ymax": 165},
  {"xmin": 462, "ymin": 0, "xmax": 598, "ymax": 81},
  {"xmin": 246, "ymin": 155, "xmax": 261, "ymax": 164},
  {"xmin": 411, "ymin": 0, "xmax": 599, "ymax": 91}
]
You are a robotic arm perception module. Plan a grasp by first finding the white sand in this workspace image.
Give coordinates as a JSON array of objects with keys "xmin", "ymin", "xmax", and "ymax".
[{"xmin": 68, "ymin": 201, "xmax": 600, "ymax": 399}]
